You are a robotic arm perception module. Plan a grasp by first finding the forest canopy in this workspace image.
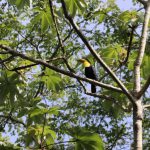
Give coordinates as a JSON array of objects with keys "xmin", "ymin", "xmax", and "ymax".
[{"xmin": 0, "ymin": 0, "xmax": 150, "ymax": 150}]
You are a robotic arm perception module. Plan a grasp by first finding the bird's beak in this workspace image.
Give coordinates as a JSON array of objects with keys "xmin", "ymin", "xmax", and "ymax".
[{"xmin": 77, "ymin": 59, "xmax": 85, "ymax": 63}]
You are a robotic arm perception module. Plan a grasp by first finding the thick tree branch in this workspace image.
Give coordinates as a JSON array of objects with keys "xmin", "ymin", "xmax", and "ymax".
[
  {"xmin": 5, "ymin": 57, "xmax": 64, "ymax": 71},
  {"xmin": 133, "ymin": 2, "xmax": 150, "ymax": 149},
  {"xmin": 143, "ymin": 104, "xmax": 150, "ymax": 109},
  {"xmin": 134, "ymin": 4, "xmax": 150, "ymax": 94},
  {"xmin": 0, "ymin": 55, "xmax": 15, "ymax": 64},
  {"xmin": 0, "ymin": 45, "xmax": 122, "ymax": 93},
  {"xmin": 60, "ymin": 0, "xmax": 135, "ymax": 103},
  {"xmin": 137, "ymin": 0, "xmax": 147, "ymax": 7},
  {"xmin": 0, "ymin": 51, "xmax": 9, "ymax": 54},
  {"xmin": 137, "ymin": 75, "xmax": 150, "ymax": 98}
]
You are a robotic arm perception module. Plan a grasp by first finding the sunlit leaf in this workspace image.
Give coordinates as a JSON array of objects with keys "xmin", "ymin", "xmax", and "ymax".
[{"xmin": 65, "ymin": 0, "xmax": 87, "ymax": 17}]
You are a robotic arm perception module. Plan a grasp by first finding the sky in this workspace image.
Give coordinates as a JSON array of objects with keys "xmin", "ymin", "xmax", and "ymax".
[{"xmin": 116, "ymin": 0, "xmax": 140, "ymax": 10}]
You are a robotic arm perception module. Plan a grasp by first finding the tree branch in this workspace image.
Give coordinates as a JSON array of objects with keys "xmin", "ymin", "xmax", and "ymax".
[
  {"xmin": 0, "ymin": 115, "xmax": 26, "ymax": 127},
  {"xmin": 86, "ymin": 92, "xmax": 130, "ymax": 112},
  {"xmin": 60, "ymin": 0, "xmax": 135, "ymax": 103},
  {"xmin": 49, "ymin": 0, "xmax": 65, "ymax": 53},
  {"xmin": 50, "ymin": 29, "xmax": 73, "ymax": 59},
  {"xmin": 10, "ymin": 63, "xmax": 37, "ymax": 71},
  {"xmin": 6, "ymin": 57, "xmax": 65, "ymax": 71},
  {"xmin": 134, "ymin": 4, "xmax": 150, "ymax": 95},
  {"xmin": 0, "ymin": 51, "xmax": 9, "ymax": 54},
  {"xmin": 143, "ymin": 104, "xmax": 150, "ymax": 109},
  {"xmin": 123, "ymin": 25, "xmax": 136, "ymax": 64},
  {"xmin": 41, "ymin": 140, "xmax": 77, "ymax": 149},
  {"xmin": 0, "ymin": 45, "xmax": 123, "ymax": 93},
  {"xmin": 137, "ymin": 0, "xmax": 147, "ymax": 7},
  {"xmin": 0, "ymin": 55, "xmax": 15, "ymax": 64},
  {"xmin": 137, "ymin": 75, "xmax": 150, "ymax": 98}
]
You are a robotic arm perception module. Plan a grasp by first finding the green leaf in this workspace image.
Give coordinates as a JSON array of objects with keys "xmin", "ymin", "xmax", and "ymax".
[
  {"xmin": 0, "ymin": 71, "xmax": 21, "ymax": 104},
  {"xmin": 100, "ymin": 44, "xmax": 127, "ymax": 66},
  {"xmin": 8, "ymin": 0, "xmax": 29, "ymax": 9},
  {"xmin": 65, "ymin": 0, "xmax": 87, "ymax": 17},
  {"xmin": 68, "ymin": 127, "xmax": 104, "ymax": 150},
  {"xmin": 141, "ymin": 54, "xmax": 150, "ymax": 79},
  {"xmin": 32, "ymin": 6, "xmax": 53, "ymax": 32},
  {"xmin": 92, "ymin": 10, "xmax": 106, "ymax": 23},
  {"xmin": 128, "ymin": 52, "xmax": 150, "ymax": 79},
  {"xmin": 118, "ymin": 10, "xmax": 138, "ymax": 24},
  {"xmin": 41, "ymin": 68, "xmax": 62, "ymax": 91},
  {"xmin": 41, "ymin": 12, "xmax": 49, "ymax": 32},
  {"xmin": 102, "ymin": 100, "xmax": 113, "ymax": 111},
  {"xmin": 28, "ymin": 106, "xmax": 59, "ymax": 117},
  {"xmin": 0, "ymin": 40, "xmax": 11, "ymax": 45},
  {"xmin": 17, "ymin": 108, "xmax": 29, "ymax": 118},
  {"xmin": 27, "ymin": 125, "xmax": 57, "ymax": 147}
]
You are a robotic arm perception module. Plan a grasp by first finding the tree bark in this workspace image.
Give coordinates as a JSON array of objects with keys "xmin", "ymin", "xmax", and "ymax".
[
  {"xmin": 133, "ymin": 2, "xmax": 150, "ymax": 149},
  {"xmin": 133, "ymin": 100, "xmax": 143, "ymax": 150}
]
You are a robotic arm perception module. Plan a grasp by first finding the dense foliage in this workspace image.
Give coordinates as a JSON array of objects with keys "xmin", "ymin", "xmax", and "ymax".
[{"xmin": 0, "ymin": 0, "xmax": 149, "ymax": 149}]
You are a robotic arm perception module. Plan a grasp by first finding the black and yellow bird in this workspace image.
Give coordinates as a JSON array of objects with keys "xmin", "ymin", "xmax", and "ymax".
[{"xmin": 78, "ymin": 59, "xmax": 97, "ymax": 93}]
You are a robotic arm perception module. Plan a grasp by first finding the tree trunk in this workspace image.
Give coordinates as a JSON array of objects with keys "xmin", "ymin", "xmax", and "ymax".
[
  {"xmin": 133, "ymin": 2, "xmax": 150, "ymax": 150},
  {"xmin": 133, "ymin": 99, "xmax": 143, "ymax": 150}
]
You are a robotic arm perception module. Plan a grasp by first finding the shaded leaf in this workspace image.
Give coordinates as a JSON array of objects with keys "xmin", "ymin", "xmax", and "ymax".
[{"xmin": 68, "ymin": 127, "xmax": 104, "ymax": 150}]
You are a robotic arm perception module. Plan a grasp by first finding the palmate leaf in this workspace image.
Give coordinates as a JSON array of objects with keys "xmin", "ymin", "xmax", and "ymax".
[
  {"xmin": 28, "ymin": 106, "xmax": 59, "ymax": 117},
  {"xmin": 128, "ymin": 52, "xmax": 150, "ymax": 79},
  {"xmin": 8, "ymin": 0, "xmax": 29, "ymax": 9},
  {"xmin": 27, "ymin": 125, "xmax": 57, "ymax": 147},
  {"xmin": 32, "ymin": 6, "xmax": 54, "ymax": 32},
  {"xmin": 65, "ymin": 0, "xmax": 87, "ymax": 17},
  {"xmin": 0, "ymin": 71, "xmax": 22, "ymax": 104},
  {"xmin": 68, "ymin": 127, "xmax": 104, "ymax": 150},
  {"xmin": 118, "ymin": 10, "xmax": 138, "ymax": 24},
  {"xmin": 41, "ymin": 68, "xmax": 63, "ymax": 91},
  {"xmin": 100, "ymin": 44, "xmax": 127, "ymax": 67},
  {"xmin": 92, "ymin": 8, "xmax": 112, "ymax": 23}
]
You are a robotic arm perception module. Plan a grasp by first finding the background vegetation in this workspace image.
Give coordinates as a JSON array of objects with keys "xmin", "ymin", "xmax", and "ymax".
[{"xmin": 0, "ymin": 0, "xmax": 150, "ymax": 149}]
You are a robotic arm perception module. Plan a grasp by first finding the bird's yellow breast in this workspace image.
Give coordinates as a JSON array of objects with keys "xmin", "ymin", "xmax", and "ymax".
[{"xmin": 83, "ymin": 61, "xmax": 91, "ymax": 67}]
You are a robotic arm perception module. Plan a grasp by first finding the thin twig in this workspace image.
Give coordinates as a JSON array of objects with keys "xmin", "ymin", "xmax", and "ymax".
[
  {"xmin": 50, "ymin": 29, "xmax": 73, "ymax": 59},
  {"xmin": 49, "ymin": 0, "xmax": 65, "ymax": 53},
  {"xmin": 41, "ymin": 140, "xmax": 77, "ymax": 149},
  {"xmin": 0, "ymin": 114, "xmax": 26, "ymax": 127},
  {"xmin": 123, "ymin": 25, "xmax": 137, "ymax": 64}
]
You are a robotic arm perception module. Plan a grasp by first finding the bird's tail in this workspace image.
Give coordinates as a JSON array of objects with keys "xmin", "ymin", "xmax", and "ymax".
[{"xmin": 91, "ymin": 84, "xmax": 96, "ymax": 93}]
